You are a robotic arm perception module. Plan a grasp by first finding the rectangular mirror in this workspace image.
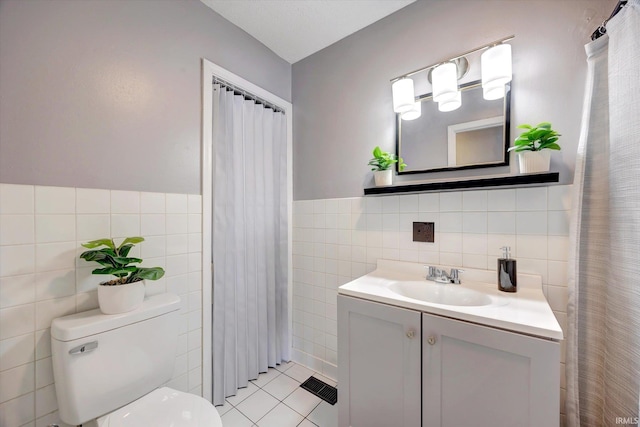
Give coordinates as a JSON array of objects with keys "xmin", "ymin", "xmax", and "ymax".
[{"xmin": 397, "ymin": 80, "xmax": 511, "ymax": 174}]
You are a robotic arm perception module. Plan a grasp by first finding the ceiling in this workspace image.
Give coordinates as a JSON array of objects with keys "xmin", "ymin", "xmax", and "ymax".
[{"xmin": 200, "ymin": 0, "xmax": 416, "ymax": 64}]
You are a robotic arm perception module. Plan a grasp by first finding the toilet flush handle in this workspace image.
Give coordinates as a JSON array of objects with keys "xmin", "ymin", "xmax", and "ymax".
[{"xmin": 69, "ymin": 341, "xmax": 99, "ymax": 355}]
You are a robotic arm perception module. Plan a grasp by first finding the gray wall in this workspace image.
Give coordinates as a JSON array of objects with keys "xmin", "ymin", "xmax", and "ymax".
[
  {"xmin": 292, "ymin": 0, "xmax": 615, "ymax": 200},
  {"xmin": 0, "ymin": 0, "xmax": 291, "ymax": 194}
]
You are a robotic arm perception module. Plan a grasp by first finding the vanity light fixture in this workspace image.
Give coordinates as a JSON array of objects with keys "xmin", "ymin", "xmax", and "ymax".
[
  {"xmin": 481, "ymin": 43, "xmax": 512, "ymax": 100},
  {"xmin": 401, "ymin": 100, "xmax": 422, "ymax": 120},
  {"xmin": 392, "ymin": 78, "xmax": 416, "ymax": 114},
  {"xmin": 390, "ymin": 35, "xmax": 514, "ymax": 117},
  {"xmin": 438, "ymin": 91, "xmax": 462, "ymax": 112},
  {"xmin": 432, "ymin": 62, "xmax": 459, "ymax": 104}
]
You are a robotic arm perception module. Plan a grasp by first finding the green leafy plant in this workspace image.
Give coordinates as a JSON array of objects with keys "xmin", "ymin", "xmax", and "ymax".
[
  {"xmin": 508, "ymin": 122, "xmax": 561, "ymax": 153},
  {"xmin": 368, "ymin": 146, "xmax": 407, "ymax": 171},
  {"xmin": 80, "ymin": 237, "xmax": 165, "ymax": 286}
]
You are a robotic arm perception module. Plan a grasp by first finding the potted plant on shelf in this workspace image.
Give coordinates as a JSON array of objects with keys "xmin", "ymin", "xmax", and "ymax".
[
  {"xmin": 508, "ymin": 122, "xmax": 561, "ymax": 173},
  {"xmin": 368, "ymin": 146, "xmax": 407, "ymax": 186},
  {"xmin": 80, "ymin": 237, "xmax": 165, "ymax": 315}
]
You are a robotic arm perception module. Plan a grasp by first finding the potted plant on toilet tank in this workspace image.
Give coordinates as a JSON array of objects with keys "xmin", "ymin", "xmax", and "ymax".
[
  {"xmin": 509, "ymin": 122, "xmax": 561, "ymax": 173},
  {"xmin": 369, "ymin": 146, "xmax": 406, "ymax": 186},
  {"xmin": 80, "ymin": 237, "xmax": 165, "ymax": 315}
]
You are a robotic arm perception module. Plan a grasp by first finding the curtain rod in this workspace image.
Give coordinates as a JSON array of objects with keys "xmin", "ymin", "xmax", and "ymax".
[
  {"xmin": 212, "ymin": 76, "xmax": 285, "ymax": 114},
  {"xmin": 591, "ymin": 0, "xmax": 628, "ymax": 40}
]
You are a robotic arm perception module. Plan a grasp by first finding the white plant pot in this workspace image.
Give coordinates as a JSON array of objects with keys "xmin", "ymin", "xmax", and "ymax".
[
  {"xmin": 98, "ymin": 280, "xmax": 145, "ymax": 315},
  {"xmin": 518, "ymin": 150, "xmax": 551, "ymax": 174},
  {"xmin": 374, "ymin": 169, "xmax": 393, "ymax": 186}
]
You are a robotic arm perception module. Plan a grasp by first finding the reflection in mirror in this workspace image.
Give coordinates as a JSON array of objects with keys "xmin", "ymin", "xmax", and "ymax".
[{"xmin": 397, "ymin": 81, "xmax": 510, "ymax": 174}]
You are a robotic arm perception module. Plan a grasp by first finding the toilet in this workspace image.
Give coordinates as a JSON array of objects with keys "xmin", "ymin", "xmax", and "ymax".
[{"xmin": 51, "ymin": 293, "xmax": 222, "ymax": 427}]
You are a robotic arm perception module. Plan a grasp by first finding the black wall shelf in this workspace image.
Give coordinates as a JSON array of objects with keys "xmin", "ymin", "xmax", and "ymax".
[{"xmin": 364, "ymin": 172, "xmax": 559, "ymax": 196}]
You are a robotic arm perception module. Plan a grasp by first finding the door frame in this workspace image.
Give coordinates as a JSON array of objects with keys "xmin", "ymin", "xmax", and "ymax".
[{"xmin": 201, "ymin": 58, "xmax": 293, "ymax": 402}]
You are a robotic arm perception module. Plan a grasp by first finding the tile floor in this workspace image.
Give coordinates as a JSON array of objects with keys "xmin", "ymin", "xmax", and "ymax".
[{"xmin": 216, "ymin": 361, "xmax": 338, "ymax": 427}]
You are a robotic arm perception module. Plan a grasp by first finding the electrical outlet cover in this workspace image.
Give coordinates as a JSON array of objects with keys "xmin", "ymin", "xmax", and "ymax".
[{"xmin": 413, "ymin": 222, "xmax": 435, "ymax": 242}]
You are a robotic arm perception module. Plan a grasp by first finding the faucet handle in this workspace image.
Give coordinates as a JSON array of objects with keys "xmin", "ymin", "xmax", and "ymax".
[
  {"xmin": 450, "ymin": 268, "xmax": 464, "ymax": 284},
  {"xmin": 424, "ymin": 265, "xmax": 437, "ymax": 281}
]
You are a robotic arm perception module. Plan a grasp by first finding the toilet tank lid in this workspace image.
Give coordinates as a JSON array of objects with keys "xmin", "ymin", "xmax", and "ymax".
[{"xmin": 51, "ymin": 293, "xmax": 181, "ymax": 342}]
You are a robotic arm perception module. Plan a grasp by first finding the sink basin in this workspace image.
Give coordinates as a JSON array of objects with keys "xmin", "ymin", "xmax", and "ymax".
[{"xmin": 388, "ymin": 281, "xmax": 492, "ymax": 307}]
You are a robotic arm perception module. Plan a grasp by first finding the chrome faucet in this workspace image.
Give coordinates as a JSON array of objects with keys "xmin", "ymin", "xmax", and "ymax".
[{"xmin": 425, "ymin": 266, "xmax": 463, "ymax": 284}]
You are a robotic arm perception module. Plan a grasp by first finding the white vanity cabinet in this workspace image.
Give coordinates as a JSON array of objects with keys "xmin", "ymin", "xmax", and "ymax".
[
  {"xmin": 338, "ymin": 295, "xmax": 561, "ymax": 427},
  {"xmin": 422, "ymin": 312, "xmax": 560, "ymax": 427},
  {"xmin": 337, "ymin": 295, "xmax": 422, "ymax": 427}
]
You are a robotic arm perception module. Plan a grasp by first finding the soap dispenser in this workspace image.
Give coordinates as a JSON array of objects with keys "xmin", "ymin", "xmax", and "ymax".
[{"xmin": 497, "ymin": 246, "xmax": 517, "ymax": 292}]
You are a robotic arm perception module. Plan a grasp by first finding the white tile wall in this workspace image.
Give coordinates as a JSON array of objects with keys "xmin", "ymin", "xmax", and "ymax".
[
  {"xmin": 0, "ymin": 183, "xmax": 203, "ymax": 427},
  {"xmin": 292, "ymin": 185, "xmax": 572, "ymax": 415}
]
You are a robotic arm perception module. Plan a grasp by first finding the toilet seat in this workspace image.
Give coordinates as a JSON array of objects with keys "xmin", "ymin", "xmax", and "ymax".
[{"xmin": 97, "ymin": 387, "xmax": 223, "ymax": 427}]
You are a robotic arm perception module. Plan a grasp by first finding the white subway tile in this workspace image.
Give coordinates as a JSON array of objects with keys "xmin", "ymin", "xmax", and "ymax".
[
  {"xmin": 188, "ymin": 195, "xmax": 202, "ymax": 215},
  {"xmin": 76, "ymin": 214, "xmax": 109, "ymax": 241},
  {"xmin": 75, "ymin": 266, "xmax": 103, "ymax": 294},
  {"xmin": 462, "ymin": 233, "xmax": 488, "ymax": 255},
  {"xmin": 110, "ymin": 190, "xmax": 140, "ymax": 214},
  {"xmin": 548, "ymin": 261, "xmax": 568, "ymax": 286},
  {"xmin": 487, "ymin": 234, "xmax": 517, "ymax": 259},
  {"xmin": 0, "ymin": 392, "xmax": 34, "ymax": 426},
  {"xmin": 516, "ymin": 211, "xmax": 547, "ymax": 235},
  {"xmin": 419, "ymin": 193, "xmax": 439, "ymax": 212},
  {"xmin": 35, "ymin": 357, "xmax": 53, "ymax": 389},
  {"xmin": 35, "ymin": 242, "xmax": 75, "ymax": 273},
  {"xmin": 548, "ymin": 185, "xmax": 572, "ymax": 211},
  {"xmin": 518, "ymin": 258, "xmax": 548, "ymax": 284},
  {"xmin": 76, "ymin": 188, "xmax": 110, "ymax": 214},
  {"xmin": 399, "ymin": 195, "xmax": 419, "ymax": 212},
  {"xmin": 166, "ymin": 255, "xmax": 189, "ymax": 277},
  {"xmin": 462, "ymin": 212, "xmax": 487, "ymax": 233},
  {"xmin": 35, "ymin": 270, "xmax": 75, "ymax": 302},
  {"xmin": 440, "ymin": 192, "xmax": 462, "ymax": 211},
  {"xmin": 0, "ymin": 333, "xmax": 34, "ymax": 371},
  {"xmin": 34, "ymin": 296, "xmax": 76, "ymax": 331},
  {"xmin": 75, "ymin": 291, "xmax": 99, "ymax": 312},
  {"xmin": 382, "ymin": 213, "xmax": 399, "ymax": 231},
  {"xmin": 439, "ymin": 233, "xmax": 462, "ymax": 253},
  {"xmin": 141, "ymin": 192, "xmax": 165, "ymax": 214},
  {"xmin": 547, "ymin": 285, "xmax": 569, "ymax": 313},
  {"xmin": 488, "ymin": 212, "xmax": 516, "ymax": 234},
  {"xmin": 35, "ymin": 186, "xmax": 75, "ymax": 214},
  {"xmin": 517, "ymin": 235, "xmax": 548, "ymax": 260},
  {"xmin": 381, "ymin": 196, "xmax": 399, "ymax": 213},
  {"xmin": 166, "ymin": 194, "xmax": 188, "ymax": 214},
  {"xmin": 463, "ymin": 191, "xmax": 488, "ymax": 211},
  {"xmin": 35, "ymin": 215, "xmax": 75, "ymax": 243},
  {"xmin": 187, "ymin": 214, "xmax": 202, "ymax": 234},
  {"xmin": 440, "ymin": 252, "xmax": 462, "ymax": 266},
  {"xmin": 111, "ymin": 214, "xmax": 140, "ymax": 238},
  {"xmin": 365, "ymin": 197, "xmax": 382, "ymax": 214},
  {"xmin": 35, "ymin": 383, "xmax": 57, "ymax": 418},
  {"xmin": 463, "ymin": 254, "xmax": 488, "ymax": 269},
  {"xmin": 34, "ymin": 329, "xmax": 51, "ymax": 360},
  {"xmin": 166, "ymin": 234, "xmax": 188, "ymax": 256},
  {"xmin": 313, "ymin": 200, "xmax": 326, "ymax": 214},
  {"xmin": 166, "ymin": 214, "xmax": 188, "ymax": 235},
  {"xmin": 516, "ymin": 187, "xmax": 548, "ymax": 211},
  {"xmin": 548, "ymin": 235, "xmax": 570, "ymax": 262},
  {"xmin": 0, "ymin": 274, "xmax": 35, "ymax": 308},
  {"xmin": 0, "ymin": 215, "xmax": 34, "ymax": 246},
  {"xmin": 0, "ymin": 362, "xmax": 34, "ymax": 402},
  {"xmin": 188, "ymin": 253, "xmax": 202, "ymax": 272},
  {"xmin": 439, "ymin": 212, "xmax": 462, "ymax": 232},
  {"xmin": 0, "ymin": 184, "xmax": 34, "ymax": 214},
  {"xmin": 487, "ymin": 189, "xmax": 515, "ymax": 212},
  {"xmin": 0, "ymin": 245, "xmax": 35, "ymax": 278},
  {"xmin": 140, "ymin": 214, "xmax": 165, "ymax": 236},
  {"xmin": 548, "ymin": 211, "xmax": 570, "ymax": 236}
]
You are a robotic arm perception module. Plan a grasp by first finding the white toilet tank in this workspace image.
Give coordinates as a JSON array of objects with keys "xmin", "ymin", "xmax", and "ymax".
[{"xmin": 51, "ymin": 293, "xmax": 181, "ymax": 426}]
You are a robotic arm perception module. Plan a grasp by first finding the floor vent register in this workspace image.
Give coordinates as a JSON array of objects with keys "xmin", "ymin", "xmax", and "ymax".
[{"xmin": 300, "ymin": 376, "xmax": 338, "ymax": 405}]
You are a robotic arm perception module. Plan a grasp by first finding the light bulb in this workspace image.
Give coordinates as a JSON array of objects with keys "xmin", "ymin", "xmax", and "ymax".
[
  {"xmin": 481, "ymin": 44, "xmax": 512, "ymax": 100},
  {"xmin": 432, "ymin": 62, "xmax": 459, "ymax": 103},
  {"xmin": 392, "ymin": 78, "xmax": 415, "ymax": 113},
  {"xmin": 438, "ymin": 91, "xmax": 462, "ymax": 112},
  {"xmin": 401, "ymin": 101, "xmax": 421, "ymax": 120}
]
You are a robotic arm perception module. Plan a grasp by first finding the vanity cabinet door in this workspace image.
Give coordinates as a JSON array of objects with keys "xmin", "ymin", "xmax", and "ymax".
[
  {"xmin": 422, "ymin": 313, "xmax": 560, "ymax": 427},
  {"xmin": 338, "ymin": 295, "xmax": 422, "ymax": 427}
]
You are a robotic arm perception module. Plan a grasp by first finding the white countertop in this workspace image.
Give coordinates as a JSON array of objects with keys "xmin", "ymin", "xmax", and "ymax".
[{"xmin": 338, "ymin": 259, "xmax": 564, "ymax": 341}]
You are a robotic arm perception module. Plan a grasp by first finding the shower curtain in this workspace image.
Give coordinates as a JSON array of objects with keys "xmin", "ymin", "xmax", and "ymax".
[
  {"xmin": 211, "ymin": 84, "xmax": 289, "ymax": 406},
  {"xmin": 567, "ymin": 0, "xmax": 640, "ymax": 425}
]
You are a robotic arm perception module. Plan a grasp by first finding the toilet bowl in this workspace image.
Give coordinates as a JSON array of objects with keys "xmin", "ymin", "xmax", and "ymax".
[
  {"xmin": 97, "ymin": 387, "xmax": 222, "ymax": 427},
  {"xmin": 51, "ymin": 293, "xmax": 222, "ymax": 427}
]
